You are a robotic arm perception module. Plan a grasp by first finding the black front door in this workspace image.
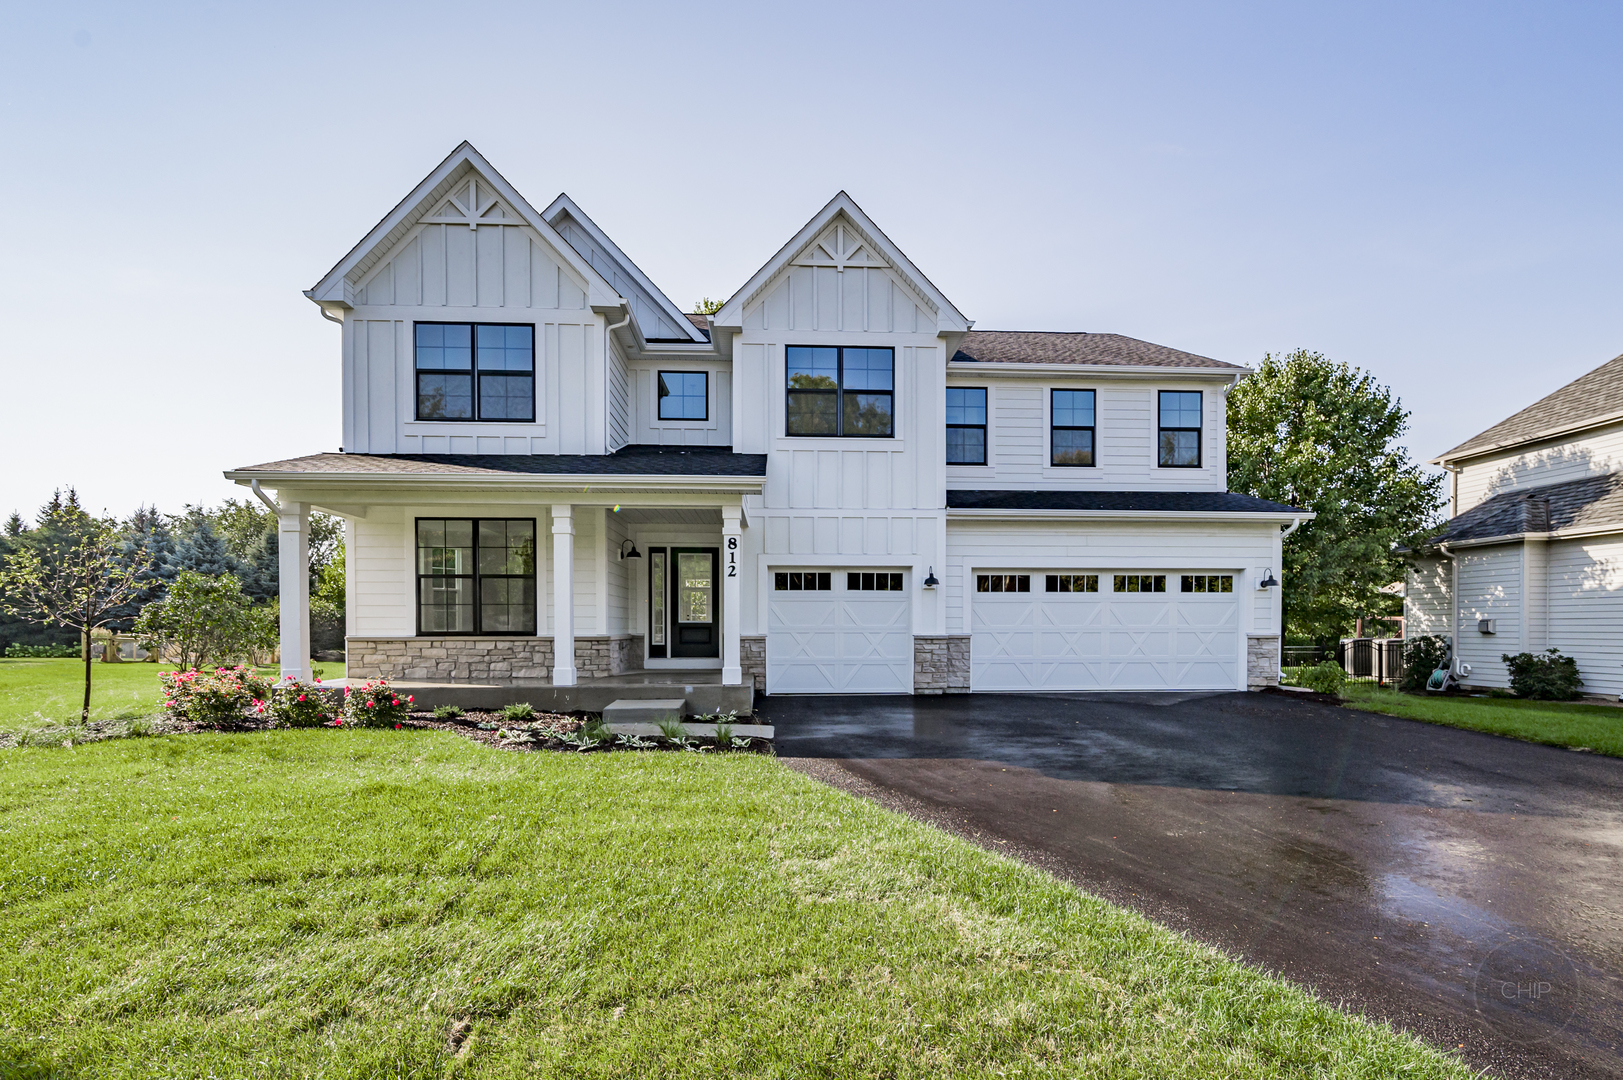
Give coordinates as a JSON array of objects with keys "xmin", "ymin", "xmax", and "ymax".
[{"xmin": 670, "ymin": 547, "xmax": 719, "ymax": 658}]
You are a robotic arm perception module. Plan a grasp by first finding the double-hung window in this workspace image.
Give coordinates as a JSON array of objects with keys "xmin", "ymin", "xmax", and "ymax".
[
  {"xmin": 658, "ymin": 371, "xmax": 708, "ymax": 420},
  {"xmin": 415, "ymin": 323, "xmax": 535, "ymax": 422},
  {"xmin": 1051, "ymin": 389, "xmax": 1095, "ymax": 466},
  {"xmin": 416, "ymin": 519, "xmax": 536, "ymax": 635},
  {"xmin": 786, "ymin": 346, "xmax": 894, "ymax": 437},
  {"xmin": 946, "ymin": 387, "xmax": 987, "ymax": 465},
  {"xmin": 1158, "ymin": 390, "xmax": 1202, "ymax": 467}
]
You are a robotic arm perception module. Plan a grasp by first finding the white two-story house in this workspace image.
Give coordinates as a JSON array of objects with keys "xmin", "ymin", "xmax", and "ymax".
[
  {"xmin": 228, "ymin": 143, "xmax": 1305, "ymax": 706},
  {"xmin": 1406, "ymin": 351, "xmax": 1623, "ymax": 696}
]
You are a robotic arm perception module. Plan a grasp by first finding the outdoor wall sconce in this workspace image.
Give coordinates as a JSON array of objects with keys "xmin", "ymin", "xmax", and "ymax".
[
  {"xmin": 1257, "ymin": 568, "xmax": 1279, "ymax": 589},
  {"xmin": 619, "ymin": 539, "xmax": 642, "ymax": 560},
  {"xmin": 923, "ymin": 567, "xmax": 939, "ymax": 588}
]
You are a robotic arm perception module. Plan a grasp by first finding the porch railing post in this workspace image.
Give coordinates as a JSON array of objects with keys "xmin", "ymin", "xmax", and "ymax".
[
  {"xmin": 551, "ymin": 505, "xmax": 577, "ymax": 686},
  {"xmin": 721, "ymin": 506, "xmax": 743, "ymax": 687}
]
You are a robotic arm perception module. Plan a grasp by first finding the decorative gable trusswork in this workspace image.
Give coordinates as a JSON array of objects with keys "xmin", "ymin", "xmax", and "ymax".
[{"xmin": 421, "ymin": 177, "xmax": 524, "ymax": 229}]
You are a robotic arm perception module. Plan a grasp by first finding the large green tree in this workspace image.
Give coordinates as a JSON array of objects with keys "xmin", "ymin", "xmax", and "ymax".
[{"xmin": 1227, "ymin": 350, "xmax": 1444, "ymax": 643}]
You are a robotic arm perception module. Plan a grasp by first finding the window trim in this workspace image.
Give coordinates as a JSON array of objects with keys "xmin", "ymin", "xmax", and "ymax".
[
  {"xmin": 946, "ymin": 386, "xmax": 988, "ymax": 466},
  {"xmin": 414, "ymin": 322, "xmax": 536, "ymax": 424},
  {"xmin": 414, "ymin": 517, "xmax": 538, "ymax": 636},
  {"xmin": 784, "ymin": 345, "xmax": 895, "ymax": 439},
  {"xmin": 1050, "ymin": 388, "xmax": 1097, "ymax": 467},
  {"xmin": 656, "ymin": 370, "xmax": 709, "ymax": 422},
  {"xmin": 1157, "ymin": 389, "xmax": 1202, "ymax": 469}
]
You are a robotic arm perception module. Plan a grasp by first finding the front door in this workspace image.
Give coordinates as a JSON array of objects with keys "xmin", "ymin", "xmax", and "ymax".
[{"xmin": 671, "ymin": 547, "xmax": 719, "ymax": 658}]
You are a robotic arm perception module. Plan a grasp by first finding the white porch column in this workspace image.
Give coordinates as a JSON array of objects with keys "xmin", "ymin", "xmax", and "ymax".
[
  {"xmin": 721, "ymin": 506, "xmax": 743, "ymax": 686},
  {"xmin": 277, "ymin": 501, "xmax": 311, "ymax": 683},
  {"xmin": 551, "ymin": 505, "xmax": 577, "ymax": 686}
]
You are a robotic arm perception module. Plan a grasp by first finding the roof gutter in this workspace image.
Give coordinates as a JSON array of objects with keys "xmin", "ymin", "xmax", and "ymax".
[
  {"xmin": 946, "ymin": 361, "xmax": 1243, "ymax": 378},
  {"xmin": 1281, "ymin": 516, "xmax": 1304, "ymax": 539},
  {"xmin": 946, "ymin": 508, "xmax": 1315, "ymax": 524},
  {"xmin": 225, "ymin": 469, "xmax": 764, "ymax": 493}
]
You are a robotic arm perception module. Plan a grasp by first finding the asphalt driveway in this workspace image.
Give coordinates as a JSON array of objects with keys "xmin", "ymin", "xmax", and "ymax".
[{"xmin": 761, "ymin": 690, "xmax": 1623, "ymax": 1079}]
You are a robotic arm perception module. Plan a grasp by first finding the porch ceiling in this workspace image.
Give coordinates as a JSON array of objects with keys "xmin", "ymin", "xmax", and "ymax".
[{"xmin": 612, "ymin": 508, "xmax": 721, "ymax": 525}]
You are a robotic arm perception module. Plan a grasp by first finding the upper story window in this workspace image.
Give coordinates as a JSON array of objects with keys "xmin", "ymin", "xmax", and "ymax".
[
  {"xmin": 415, "ymin": 323, "xmax": 534, "ymax": 422},
  {"xmin": 946, "ymin": 388, "xmax": 987, "ymax": 465},
  {"xmin": 1158, "ymin": 390, "xmax": 1202, "ymax": 467},
  {"xmin": 416, "ymin": 518, "xmax": 536, "ymax": 635},
  {"xmin": 658, "ymin": 371, "xmax": 708, "ymax": 420},
  {"xmin": 786, "ymin": 346, "xmax": 893, "ymax": 437},
  {"xmin": 1051, "ymin": 389, "xmax": 1095, "ymax": 466}
]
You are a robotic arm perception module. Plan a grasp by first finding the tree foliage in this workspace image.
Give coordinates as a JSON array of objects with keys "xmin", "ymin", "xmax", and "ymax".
[
  {"xmin": 134, "ymin": 570, "xmax": 276, "ymax": 671},
  {"xmin": 1227, "ymin": 350, "xmax": 1444, "ymax": 642}
]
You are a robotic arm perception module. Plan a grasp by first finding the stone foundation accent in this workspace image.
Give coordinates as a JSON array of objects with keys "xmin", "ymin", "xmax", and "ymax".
[
  {"xmin": 914, "ymin": 635, "xmax": 971, "ymax": 694},
  {"xmin": 1247, "ymin": 635, "xmax": 1281, "ymax": 689},
  {"xmin": 575, "ymin": 636, "xmax": 643, "ymax": 678},
  {"xmin": 348, "ymin": 637, "xmax": 554, "ymax": 682},
  {"xmin": 740, "ymin": 636, "xmax": 766, "ymax": 691},
  {"xmin": 610, "ymin": 635, "xmax": 644, "ymax": 675}
]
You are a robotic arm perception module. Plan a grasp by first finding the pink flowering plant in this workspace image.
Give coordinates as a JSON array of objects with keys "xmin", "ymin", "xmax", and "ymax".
[
  {"xmin": 159, "ymin": 666, "xmax": 274, "ymax": 730},
  {"xmin": 341, "ymin": 679, "xmax": 414, "ymax": 728},
  {"xmin": 265, "ymin": 677, "xmax": 342, "ymax": 729}
]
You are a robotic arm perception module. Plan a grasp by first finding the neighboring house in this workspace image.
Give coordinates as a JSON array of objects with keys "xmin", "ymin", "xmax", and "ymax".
[
  {"xmin": 227, "ymin": 143, "xmax": 1306, "ymax": 699},
  {"xmin": 1407, "ymin": 353, "xmax": 1623, "ymax": 696}
]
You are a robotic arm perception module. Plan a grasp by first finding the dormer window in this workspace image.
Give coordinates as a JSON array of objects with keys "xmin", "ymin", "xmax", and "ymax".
[
  {"xmin": 658, "ymin": 372, "xmax": 708, "ymax": 420},
  {"xmin": 415, "ymin": 323, "xmax": 534, "ymax": 422},
  {"xmin": 786, "ymin": 346, "xmax": 894, "ymax": 437}
]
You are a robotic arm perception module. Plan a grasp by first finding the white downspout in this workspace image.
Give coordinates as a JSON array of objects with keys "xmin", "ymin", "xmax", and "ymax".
[
  {"xmin": 1281, "ymin": 516, "xmax": 1304, "ymax": 540},
  {"xmin": 1438, "ymin": 540, "xmax": 1461, "ymax": 676},
  {"xmin": 250, "ymin": 480, "xmax": 281, "ymax": 515}
]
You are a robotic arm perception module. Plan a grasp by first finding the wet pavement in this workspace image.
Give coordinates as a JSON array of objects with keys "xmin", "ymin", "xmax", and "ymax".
[{"xmin": 762, "ymin": 690, "xmax": 1623, "ymax": 1079}]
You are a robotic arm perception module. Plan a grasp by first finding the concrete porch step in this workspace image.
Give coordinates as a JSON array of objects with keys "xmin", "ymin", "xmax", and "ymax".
[
  {"xmin": 606, "ymin": 722, "xmax": 775, "ymax": 740},
  {"xmin": 601, "ymin": 698, "xmax": 687, "ymax": 725}
]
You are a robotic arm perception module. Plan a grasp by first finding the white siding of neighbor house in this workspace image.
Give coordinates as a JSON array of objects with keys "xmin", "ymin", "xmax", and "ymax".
[
  {"xmin": 1454, "ymin": 545, "xmax": 1522, "ymax": 687},
  {"xmin": 626, "ymin": 362, "xmax": 733, "ymax": 446},
  {"xmin": 1454, "ymin": 420, "xmax": 1623, "ymax": 511},
  {"xmin": 942, "ymin": 519, "xmax": 1280, "ymax": 636},
  {"xmin": 1547, "ymin": 536, "xmax": 1623, "ymax": 696},
  {"xmin": 944, "ymin": 377, "xmax": 1232, "ymax": 492},
  {"xmin": 1404, "ymin": 556, "xmax": 1453, "ymax": 638}
]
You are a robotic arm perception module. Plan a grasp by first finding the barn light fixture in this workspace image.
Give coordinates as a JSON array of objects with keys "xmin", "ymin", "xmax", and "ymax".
[
  {"xmin": 619, "ymin": 539, "xmax": 642, "ymax": 560},
  {"xmin": 1258, "ymin": 569, "xmax": 1279, "ymax": 589},
  {"xmin": 923, "ymin": 567, "xmax": 939, "ymax": 588}
]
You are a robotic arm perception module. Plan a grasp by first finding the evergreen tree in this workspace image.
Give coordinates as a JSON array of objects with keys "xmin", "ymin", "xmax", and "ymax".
[
  {"xmin": 4, "ymin": 512, "xmax": 22, "ymax": 537},
  {"xmin": 239, "ymin": 524, "xmax": 279, "ymax": 603},
  {"xmin": 109, "ymin": 506, "xmax": 179, "ymax": 629},
  {"xmin": 170, "ymin": 509, "xmax": 241, "ymax": 579}
]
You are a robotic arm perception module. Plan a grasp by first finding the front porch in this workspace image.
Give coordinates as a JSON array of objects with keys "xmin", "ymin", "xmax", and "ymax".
[{"xmin": 382, "ymin": 668, "xmax": 754, "ymax": 715}]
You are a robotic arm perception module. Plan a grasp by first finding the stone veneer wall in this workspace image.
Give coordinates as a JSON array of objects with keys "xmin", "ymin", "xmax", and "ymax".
[
  {"xmin": 914, "ymin": 635, "xmax": 971, "ymax": 694},
  {"xmin": 1247, "ymin": 635, "xmax": 1281, "ymax": 689},
  {"xmin": 740, "ymin": 636, "xmax": 766, "ymax": 691},
  {"xmin": 348, "ymin": 635, "xmax": 645, "ymax": 682}
]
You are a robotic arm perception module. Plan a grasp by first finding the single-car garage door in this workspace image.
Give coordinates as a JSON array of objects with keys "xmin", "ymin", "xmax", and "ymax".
[
  {"xmin": 971, "ymin": 572, "xmax": 1240, "ymax": 691},
  {"xmin": 767, "ymin": 570, "xmax": 912, "ymax": 693}
]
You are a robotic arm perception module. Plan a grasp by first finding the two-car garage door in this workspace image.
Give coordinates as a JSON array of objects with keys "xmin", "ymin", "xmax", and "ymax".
[{"xmin": 971, "ymin": 572, "xmax": 1241, "ymax": 691}]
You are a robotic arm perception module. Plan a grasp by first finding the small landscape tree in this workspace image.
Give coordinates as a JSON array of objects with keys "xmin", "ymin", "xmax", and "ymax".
[
  {"xmin": 134, "ymin": 570, "xmax": 276, "ymax": 671},
  {"xmin": 0, "ymin": 513, "xmax": 149, "ymax": 722}
]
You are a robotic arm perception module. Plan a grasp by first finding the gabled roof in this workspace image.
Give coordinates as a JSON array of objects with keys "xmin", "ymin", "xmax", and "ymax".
[
  {"xmin": 710, "ymin": 191, "xmax": 970, "ymax": 334},
  {"xmin": 305, "ymin": 142, "xmax": 622, "ymax": 314},
  {"xmin": 541, "ymin": 194, "xmax": 708, "ymax": 344},
  {"xmin": 1436, "ymin": 352, "xmax": 1623, "ymax": 464},
  {"xmin": 951, "ymin": 331, "xmax": 1242, "ymax": 371},
  {"xmin": 1425, "ymin": 472, "xmax": 1623, "ymax": 544}
]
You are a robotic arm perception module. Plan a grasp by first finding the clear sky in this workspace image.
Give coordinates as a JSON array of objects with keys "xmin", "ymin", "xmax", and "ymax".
[{"xmin": 2, "ymin": 1, "xmax": 1619, "ymax": 520}]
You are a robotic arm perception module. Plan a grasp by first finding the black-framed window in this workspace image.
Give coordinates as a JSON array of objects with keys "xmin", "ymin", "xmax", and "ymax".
[
  {"xmin": 415, "ymin": 323, "xmax": 534, "ymax": 422},
  {"xmin": 847, "ymin": 572, "xmax": 904, "ymax": 591},
  {"xmin": 1051, "ymin": 389, "xmax": 1095, "ymax": 466},
  {"xmin": 786, "ymin": 346, "xmax": 894, "ymax": 437},
  {"xmin": 946, "ymin": 387, "xmax": 987, "ymax": 465},
  {"xmin": 658, "ymin": 371, "xmax": 708, "ymax": 420},
  {"xmin": 1181, "ymin": 574, "xmax": 1234, "ymax": 593},
  {"xmin": 416, "ymin": 518, "xmax": 536, "ymax": 635},
  {"xmin": 1158, "ymin": 390, "xmax": 1202, "ymax": 467}
]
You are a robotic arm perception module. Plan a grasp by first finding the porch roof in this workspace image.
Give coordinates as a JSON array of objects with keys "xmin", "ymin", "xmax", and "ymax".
[
  {"xmin": 227, "ymin": 444, "xmax": 767, "ymax": 479},
  {"xmin": 947, "ymin": 489, "xmax": 1304, "ymax": 514}
]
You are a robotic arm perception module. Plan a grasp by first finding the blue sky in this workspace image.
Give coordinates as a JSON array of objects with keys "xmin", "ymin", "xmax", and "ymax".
[{"xmin": 2, "ymin": 1, "xmax": 1619, "ymax": 519}]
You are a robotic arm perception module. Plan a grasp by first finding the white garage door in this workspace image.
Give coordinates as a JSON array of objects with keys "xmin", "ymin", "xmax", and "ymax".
[
  {"xmin": 971, "ymin": 572, "xmax": 1240, "ymax": 691},
  {"xmin": 767, "ymin": 570, "xmax": 913, "ymax": 694}
]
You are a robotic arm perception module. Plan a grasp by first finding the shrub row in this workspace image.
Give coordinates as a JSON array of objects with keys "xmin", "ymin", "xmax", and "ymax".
[
  {"xmin": 5, "ymin": 643, "xmax": 80, "ymax": 659},
  {"xmin": 159, "ymin": 669, "xmax": 414, "ymax": 729}
]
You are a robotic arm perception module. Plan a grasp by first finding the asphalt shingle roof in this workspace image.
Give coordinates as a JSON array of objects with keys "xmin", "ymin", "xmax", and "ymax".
[
  {"xmin": 950, "ymin": 331, "xmax": 1243, "ymax": 370},
  {"xmin": 1428, "ymin": 472, "xmax": 1623, "ymax": 544},
  {"xmin": 231, "ymin": 444, "xmax": 766, "ymax": 478},
  {"xmin": 1439, "ymin": 353, "xmax": 1623, "ymax": 461},
  {"xmin": 947, "ymin": 489, "xmax": 1301, "ymax": 513}
]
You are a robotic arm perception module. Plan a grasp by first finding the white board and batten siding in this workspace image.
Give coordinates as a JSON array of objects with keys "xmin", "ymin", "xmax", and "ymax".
[
  {"xmin": 624, "ymin": 362, "xmax": 734, "ymax": 447},
  {"xmin": 944, "ymin": 378, "xmax": 1231, "ymax": 493},
  {"xmin": 1454, "ymin": 420, "xmax": 1623, "ymax": 512}
]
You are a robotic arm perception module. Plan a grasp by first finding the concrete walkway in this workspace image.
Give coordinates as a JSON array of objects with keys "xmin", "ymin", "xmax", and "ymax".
[{"xmin": 763, "ymin": 690, "xmax": 1623, "ymax": 1079}]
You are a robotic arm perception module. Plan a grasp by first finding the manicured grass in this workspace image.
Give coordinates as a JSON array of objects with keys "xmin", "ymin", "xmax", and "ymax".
[
  {"xmin": 0, "ymin": 658, "xmax": 334, "ymax": 730},
  {"xmin": 1342, "ymin": 683, "xmax": 1623, "ymax": 757},
  {"xmin": 0, "ymin": 734, "xmax": 1470, "ymax": 1078}
]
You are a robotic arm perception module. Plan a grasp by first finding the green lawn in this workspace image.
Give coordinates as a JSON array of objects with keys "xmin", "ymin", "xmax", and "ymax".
[
  {"xmin": 1341, "ymin": 683, "xmax": 1623, "ymax": 757},
  {"xmin": 0, "ymin": 733, "xmax": 1470, "ymax": 1078},
  {"xmin": 0, "ymin": 658, "xmax": 335, "ymax": 731}
]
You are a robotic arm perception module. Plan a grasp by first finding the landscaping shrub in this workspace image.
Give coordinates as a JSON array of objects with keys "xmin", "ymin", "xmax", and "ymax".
[
  {"xmin": 500, "ymin": 702, "xmax": 536, "ymax": 723},
  {"xmin": 1296, "ymin": 659, "xmax": 1347, "ymax": 696},
  {"xmin": 342, "ymin": 679, "xmax": 412, "ymax": 727},
  {"xmin": 265, "ymin": 681, "xmax": 341, "ymax": 728},
  {"xmin": 1502, "ymin": 649, "xmax": 1583, "ymax": 700},
  {"xmin": 160, "ymin": 666, "xmax": 274, "ymax": 729},
  {"xmin": 4, "ymin": 643, "xmax": 80, "ymax": 658},
  {"xmin": 1400, "ymin": 635, "xmax": 1449, "ymax": 692},
  {"xmin": 431, "ymin": 704, "xmax": 463, "ymax": 721}
]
